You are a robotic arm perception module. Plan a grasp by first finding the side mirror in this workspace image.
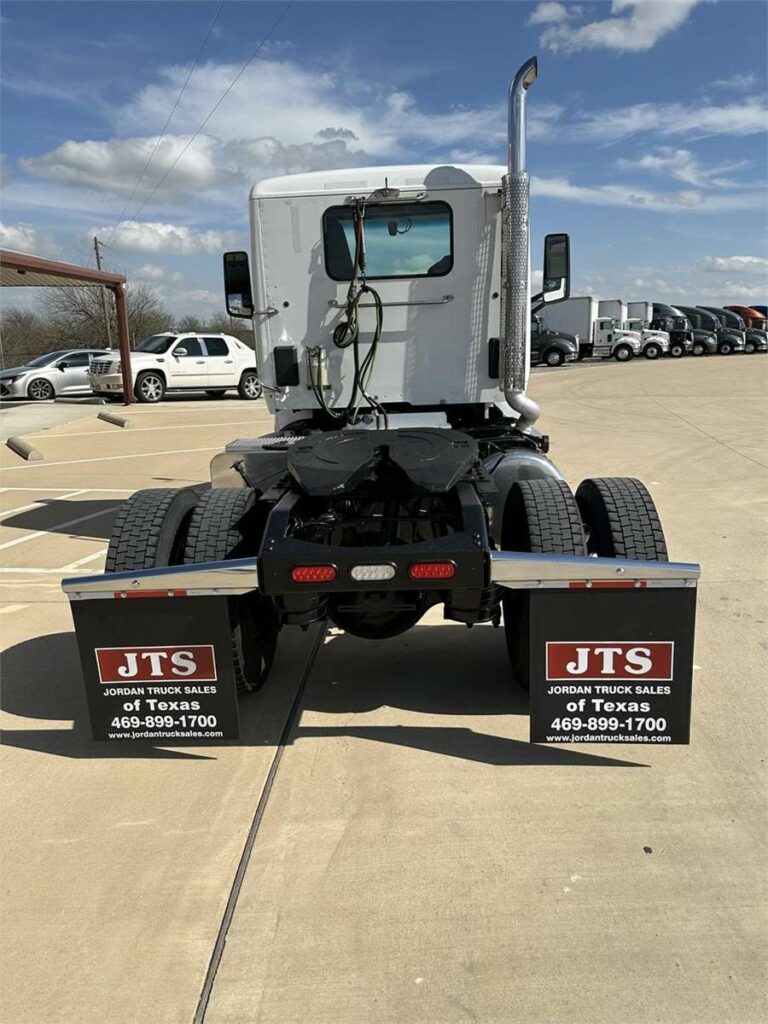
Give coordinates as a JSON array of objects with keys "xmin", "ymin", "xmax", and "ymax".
[
  {"xmin": 542, "ymin": 233, "xmax": 570, "ymax": 304},
  {"xmin": 174, "ymin": 347, "xmax": 188, "ymax": 358},
  {"xmin": 223, "ymin": 251, "xmax": 254, "ymax": 319}
]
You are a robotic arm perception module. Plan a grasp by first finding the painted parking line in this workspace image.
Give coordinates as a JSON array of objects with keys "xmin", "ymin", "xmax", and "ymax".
[
  {"xmin": 0, "ymin": 487, "xmax": 134, "ymax": 493},
  {"xmin": 1, "ymin": 446, "xmax": 221, "ymax": 470},
  {"xmin": 0, "ymin": 603, "xmax": 30, "ymax": 614},
  {"xmin": 24, "ymin": 419, "xmax": 259, "ymax": 439},
  {"xmin": 1, "ymin": 489, "xmax": 89, "ymax": 520},
  {"xmin": 0, "ymin": 508, "xmax": 116, "ymax": 552},
  {"xmin": 59, "ymin": 548, "xmax": 108, "ymax": 572}
]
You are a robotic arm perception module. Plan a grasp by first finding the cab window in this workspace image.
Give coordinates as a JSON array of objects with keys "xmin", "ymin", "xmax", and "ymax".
[
  {"xmin": 203, "ymin": 337, "xmax": 229, "ymax": 356},
  {"xmin": 174, "ymin": 338, "xmax": 203, "ymax": 357},
  {"xmin": 323, "ymin": 201, "xmax": 453, "ymax": 281}
]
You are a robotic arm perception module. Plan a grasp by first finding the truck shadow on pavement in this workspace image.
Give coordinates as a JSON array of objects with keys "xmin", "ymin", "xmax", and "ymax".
[
  {"xmin": 293, "ymin": 626, "xmax": 647, "ymax": 768},
  {"xmin": 2, "ymin": 499, "xmax": 122, "ymax": 540},
  {"xmin": 1, "ymin": 626, "xmax": 646, "ymax": 767}
]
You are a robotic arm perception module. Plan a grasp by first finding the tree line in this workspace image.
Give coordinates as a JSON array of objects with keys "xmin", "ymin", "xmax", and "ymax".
[{"xmin": 0, "ymin": 283, "xmax": 255, "ymax": 368}]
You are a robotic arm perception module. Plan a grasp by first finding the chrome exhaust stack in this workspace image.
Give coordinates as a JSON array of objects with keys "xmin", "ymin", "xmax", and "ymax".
[{"xmin": 501, "ymin": 56, "xmax": 540, "ymax": 431}]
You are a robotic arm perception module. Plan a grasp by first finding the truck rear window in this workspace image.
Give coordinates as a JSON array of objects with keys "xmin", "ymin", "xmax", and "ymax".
[{"xmin": 323, "ymin": 201, "xmax": 453, "ymax": 281}]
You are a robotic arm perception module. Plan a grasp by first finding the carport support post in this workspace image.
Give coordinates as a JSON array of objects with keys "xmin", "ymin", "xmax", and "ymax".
[{"xmin": 113, "ymin": 283, "xmax": 134, "ymax": 405}]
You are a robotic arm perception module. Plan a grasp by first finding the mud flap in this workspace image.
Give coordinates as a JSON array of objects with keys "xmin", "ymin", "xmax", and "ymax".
[
  {"xmin": 528, "ymin": 587, "xmax": 696, "ymax": 744},
  {"xmin": 70, "ymin": 596, "xmax": 240, "ymax": 742}
]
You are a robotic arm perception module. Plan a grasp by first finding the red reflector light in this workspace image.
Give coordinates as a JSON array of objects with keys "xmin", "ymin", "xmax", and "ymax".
[
  {"xmin": 291, "ymin": 565, "xmax": 337, "ymax": 584},
  {"xmin": 409, "ymin": 561, "xmax": 456, "ymax": 581}
]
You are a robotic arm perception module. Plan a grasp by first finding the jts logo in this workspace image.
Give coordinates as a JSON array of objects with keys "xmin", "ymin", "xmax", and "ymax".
[
  {"xmin": 546, "ymin": 641, "xmax": 674, "ymax": 681},
  {"xmin": 95, "ymin": 645, "xmax": 217, "ymax": 684}
]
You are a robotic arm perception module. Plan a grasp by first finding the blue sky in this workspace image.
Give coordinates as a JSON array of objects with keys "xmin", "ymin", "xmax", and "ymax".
[{"xmin": 2, "ymin": 0, "xmax": 766, "ymax": 316}]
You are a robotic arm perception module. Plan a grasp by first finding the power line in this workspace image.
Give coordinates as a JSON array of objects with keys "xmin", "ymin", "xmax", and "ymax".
[
  {"xmin": 106, "ymin": 0, "xmax": 225, "ymax": 244},
  {"xmin": 113, "ymin": 1, "xmax": 293, "ymax": 233}
]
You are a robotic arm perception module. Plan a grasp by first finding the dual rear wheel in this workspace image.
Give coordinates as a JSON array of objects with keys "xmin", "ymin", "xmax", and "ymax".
[
  {"xmin": 105, "ymin": 487, "xmax": 277, "ymax": 692},
  {"xmin": 501, "ymin": 476, "xmax": 667, "ymax": 687}
]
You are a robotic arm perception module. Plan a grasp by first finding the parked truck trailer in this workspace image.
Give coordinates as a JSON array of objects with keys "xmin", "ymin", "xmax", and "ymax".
[
  {"xmin": 541, "ymin": 297, "xmax": 642, "ymax": 361},
  {"xmin": 61, "ymin": 57, "xmax": 699, "ymax": 749}
]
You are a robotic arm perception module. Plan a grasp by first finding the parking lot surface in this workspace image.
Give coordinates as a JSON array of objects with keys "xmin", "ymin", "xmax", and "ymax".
[{"xmin": 1, "ymin": 358, "xmax": 766, "ymax": 1024}]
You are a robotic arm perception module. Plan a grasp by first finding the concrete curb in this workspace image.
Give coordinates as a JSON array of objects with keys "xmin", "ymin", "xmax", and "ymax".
[
  {"xmin": 6, "ymin": 435, "xmax": 44, "ymax": 461},
  {"xmin": 54, "ymin": 397, "xmax": 106, "ymax": 405},
  {"xmin": 97, "ymin": 411, "xmax": 133, "ymax": 428}
]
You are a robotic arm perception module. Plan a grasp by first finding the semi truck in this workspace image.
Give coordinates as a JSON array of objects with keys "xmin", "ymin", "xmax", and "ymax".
[
  {"xmin": 675, "ymin": 305, "xmax": 744, "ymax": 355},
  {"xmin": 649, "ymin": 303, "xmax": 695, "ymax": 357},
  {"xmin": 61, "ymin": 57, "xmax": 699, "ymax": 748},
  {"xmin": 699, "ymin": 306, "xmax": 750, "ymax": 353},
  {"xmin": 529, "ymin": 314, "xmax": 579, "ymax": 366},
  {"xmin": 541, "ymin": 297, "xmax": 642, "ymax": 361},
  {"xmin": 723, "ymin": 306, "xmax": 768, "ymax": 352},
  {"xmin": 629, "ymin": 300, "xmax": 715, "ymax": 357},
  {"xmin": 598, "ymin": 300, "xmax": 669, "ymax": 360}
]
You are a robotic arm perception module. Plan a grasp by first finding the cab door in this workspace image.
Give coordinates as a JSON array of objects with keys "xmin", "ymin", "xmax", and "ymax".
[
  {"xmin": 167, "ymin": 338, "xmax": 208, "ymax": 388},
  {"xmin": 203, "ymin": 337, "xmax": 237, "ymax": 388}
]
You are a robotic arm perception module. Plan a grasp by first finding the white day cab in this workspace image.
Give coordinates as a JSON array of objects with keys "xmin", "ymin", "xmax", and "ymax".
[
  {"xmin": 541, "ymin": 297, "xmax": 642, "ymax": 361},
  {"xmin": 63, "ymin": 57, "xmax": 700, "ymax": 750},
  {"xmin": 87, "ymin": 332, "xmax": 262, "ymax": 402},
  {"xmin": 599, "ymin": 299, "xmax": 670, "ymax": 360}
]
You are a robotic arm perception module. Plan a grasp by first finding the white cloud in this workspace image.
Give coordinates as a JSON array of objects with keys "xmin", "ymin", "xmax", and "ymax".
[
  {"xmin": 540, "ymin": 0, "xmax": 704, "ymax": 53},
  {"xmin": 531, "ymin": 174, "xmax": 765, "ymax": 212},
  {"xmin": 134, "ymin": 263, "xmax": 184, "ymax": 283},
  {"xmin": 568, "ymin": 97, "xmax": 768, "ymax": 143},
  {"xmin": 87, "ymin": 221, "xmax": 237, "ymax": 255},
  {"xmin": 527, "ymin": 2, "xmax": 574, "ymax": 26},
  {"xmin": 0, "ymin": 222, "xmax": 39, "ymax": 252},
  {"xmin": 712, "ymin": 72, "xmax": 760, "ymax": 92},
  {"xmin": 21, "ymin": 135, "xmax": 220, "ymax": 200},
  {"xmin": 177, "ymin": 289, "xmax": 219, "ymax": 305},
  {"xmin": 698, "ymin": 256, "xmax": 768, "ymax": 274},
  {"xmin": 615, "ymin": 147, "xmax": 750, "ymax": 188}
]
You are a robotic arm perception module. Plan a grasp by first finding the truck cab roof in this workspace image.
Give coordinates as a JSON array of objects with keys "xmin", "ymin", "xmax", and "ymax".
[{"xmin": 251, "ymin": 164, "xmax": 505, "ymax": 200}]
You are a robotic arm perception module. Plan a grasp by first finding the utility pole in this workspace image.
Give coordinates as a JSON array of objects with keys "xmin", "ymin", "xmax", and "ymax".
[{"xmin": 93, "ymin": 236, "xmax": 114, "ymax": 346}]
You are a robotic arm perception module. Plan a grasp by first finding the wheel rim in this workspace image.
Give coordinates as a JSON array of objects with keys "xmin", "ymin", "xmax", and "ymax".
[
  {"xmin": 140, "ymin": 375, "xmax": 163, "ymax": 400},
  {"xmin": 29, "ymin": 379, "xmax": 53, "ymax": 399},
  {"xmin": 645, "ymin": 346, "xmax": 659, "ymax": 359},
  {"xmin": 746, "ymin": 343, "xmax": 755, "ymax": 353},
  {"xmin": 616, "ymin": 347, "xmax": 629, "ymax": 361},
  {"xmin": 721, "ymin": 344, "xmax": 731, "ymax": 354},
  {"xmin": 243, "ymin": 375, "xmax": 261, "ymax": 398},
  {"xmin": 693, "ymin": 344, "xmax": 704, "ymax": 356},
  {"xmin": 546, "ymin": 351, "xmax": 561, "ymax": 366}
]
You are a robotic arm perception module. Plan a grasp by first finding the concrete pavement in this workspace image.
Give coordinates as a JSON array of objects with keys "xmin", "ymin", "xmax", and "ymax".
[{"xmin": 1, "ymin": 359, "xmax": 766, "ymax": 1024}]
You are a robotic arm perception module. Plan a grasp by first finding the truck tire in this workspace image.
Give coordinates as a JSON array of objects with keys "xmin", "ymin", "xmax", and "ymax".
[
  {"xmin": 745, "ymin": 341, "xmax": 756, "ymax": 354},
  {"xmin": 238, "ymin": 371, "xmax": 263, "ymax": 400},
  {"xmin": 643, "ymin": 343, "xmax": 662, "ymax": 360},
  {"xmin": 669, "ymin": 342, "xmax": 685, "ymax": 358},
  {"xmin": 613, "ymin": 344, "xmax": 633, "ymax": 362},
  {"xmin": 184, "ymin": 489, "xmax": 278, "ymax": 692},
  {"xmin": 543, "ymin": 347, "xmax": 565, "ymax": 367},
  {"xmin": 135, "ymin": 370, "xmax": 166, "ymax": 403},
  {"xmin": 575, "ymin": 477, "xmax": 667, "ymax": 561},
  {"xmin": 692, "ymin": 342, "xmax": 706, "ymax": 356},
  {"xmin": 105, "ymin": 488, "xmax": 199, "ymax": 573},
  {"xmin": 501, "ymin": 479, "xmax": 586, "ymax": 688},
  {"xmin": 718, "ymin": 340, "xmax": 733, "ymax": 355}
]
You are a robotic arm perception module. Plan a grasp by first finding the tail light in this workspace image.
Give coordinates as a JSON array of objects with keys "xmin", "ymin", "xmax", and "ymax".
[
  {"xmin": 408, "ymin": 562, "xmax": 456, "ymax": 581},
  {"xmin": 290, "ymin": 565, "xmax": 337, "ymax": 584}
]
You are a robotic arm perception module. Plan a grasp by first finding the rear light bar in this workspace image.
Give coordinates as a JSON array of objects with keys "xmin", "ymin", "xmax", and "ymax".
[
  {"xmin": 408, "ymin": 561, "xmax": 456, "ymax": 581},
  {"xmin": 291, "ymin": 565, "xmax": 337, "ymax": 584}
]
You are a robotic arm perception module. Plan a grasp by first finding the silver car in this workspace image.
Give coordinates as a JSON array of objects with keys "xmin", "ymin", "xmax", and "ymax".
[{"xmin": 0, "ymin": 349, "xmax": 110, "ymax": 400}]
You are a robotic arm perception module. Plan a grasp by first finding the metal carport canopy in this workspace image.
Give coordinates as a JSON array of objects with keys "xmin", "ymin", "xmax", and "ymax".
[{"xmin": 0, "ymin": 248, "xmax": 134, "ymax": 403}]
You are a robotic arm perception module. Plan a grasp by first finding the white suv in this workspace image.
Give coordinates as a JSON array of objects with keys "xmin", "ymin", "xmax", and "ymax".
[{"xmin": 88, "ymin": 332, "xmax": 262, "ymax": 403}]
